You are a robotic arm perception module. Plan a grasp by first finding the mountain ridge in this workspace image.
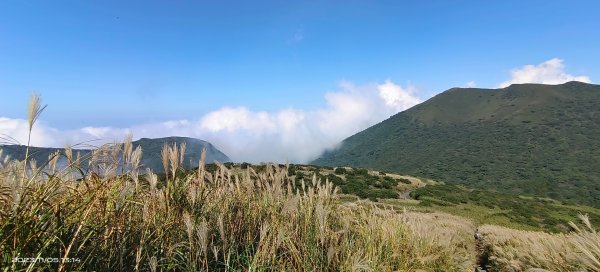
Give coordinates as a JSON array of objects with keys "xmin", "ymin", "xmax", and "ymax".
[
  {"xmin": 313, "ymin": 81, "xmax": 600, "ymax": 207},
  {"xmin": 0, "ymin": 136, "xmax": 231, "ymax": 172}
]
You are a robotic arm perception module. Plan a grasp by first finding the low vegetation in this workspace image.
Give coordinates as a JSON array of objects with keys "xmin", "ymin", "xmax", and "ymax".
[
  {"xmin": 289, "ymin": 165, "xmax": 417, "ymax": 202},
  {"xmin": 410, "ymin": 183, "xmax": 600, "ymax": 232}
]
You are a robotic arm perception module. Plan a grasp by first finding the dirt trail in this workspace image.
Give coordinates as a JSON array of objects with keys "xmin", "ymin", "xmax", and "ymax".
[{"xmin": 474, "ymin": 229, "xmax": 490, "ymax": 272}]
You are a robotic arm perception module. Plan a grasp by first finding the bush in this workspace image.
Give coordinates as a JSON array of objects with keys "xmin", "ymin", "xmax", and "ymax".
[
  {"xmin": 398, "ymin": 178, "xmax": 412, "ymax": 184},
  {"xmin": 354, "ymin": 168, "xmax": 369, "ymax": 176},
  {"xmin": 334, "ymin": 167, "xmax": 347, "ymax": 175}
]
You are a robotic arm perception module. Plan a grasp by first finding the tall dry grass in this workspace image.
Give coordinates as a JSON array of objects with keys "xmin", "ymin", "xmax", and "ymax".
[
  {"xmin": 399, "ymin": 211, "xmax": 476, "ymax": 268},
  {"xmin": 478, "ymin": 215, "xmax": 600, "ymax": 272},
  {"xmin": 0, "ymin": 140, "xmax": 476, "ymax": 271}
]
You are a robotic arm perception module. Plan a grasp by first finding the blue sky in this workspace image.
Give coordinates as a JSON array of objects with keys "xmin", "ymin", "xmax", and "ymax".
[{"xmin": 1, "ymin": 0, "xmax": 599, "ymax": 162}]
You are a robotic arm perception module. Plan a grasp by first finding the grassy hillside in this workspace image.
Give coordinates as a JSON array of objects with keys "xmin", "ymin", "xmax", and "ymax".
[
  {"xmin": 218, "ymin": 163, "xmax": 600, "ymax": 233},
  {"xmin": 408, "ymin": 183, "xmax": 600, "ymax": 233},
  {"xmin": 1, "ymin": 146, "xmax": 478, "ymax": 271},
  {"xmin": 313, "ymin": 82, "xmax": 600, "ymax": 207}
]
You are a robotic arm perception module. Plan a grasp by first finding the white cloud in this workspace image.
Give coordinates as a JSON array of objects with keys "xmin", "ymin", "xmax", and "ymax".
[
  {"xmin": 0, "ymin": 80, "xmax": 422, "ymax": 163},
  {"xmin": 465, "ymin": 81, "xmax": 477, "ymax": 88},
  {"xmin": 197, "ymin": 80, "xmax": 421, "ymax": 162},
  {"xmin": 0, "ymin": 117, "xmax": 58, "ymax": 147},
  {"xmin": 200, "ymin": 107, "xmax": 277, "ymax": 134},
  {"xmin": 81, "ymin": 126, "xmax": 117, "ymax": 138},
  {"xmin": 378, "ymin": 80, "xmax": 421, "ymax": 111},
  {"xmin": 498, "ymin": 58, "xmax": 591, "ymax": 88}
]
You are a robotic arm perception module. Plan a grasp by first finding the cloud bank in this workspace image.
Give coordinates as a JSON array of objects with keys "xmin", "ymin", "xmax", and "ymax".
[
  {"xmin": 0, "ymin": 80, "xmax": 421, "ymax": 163},
  {"xmin": 498, "ymin": 58, "xmax": 591, "ymax": 88}
]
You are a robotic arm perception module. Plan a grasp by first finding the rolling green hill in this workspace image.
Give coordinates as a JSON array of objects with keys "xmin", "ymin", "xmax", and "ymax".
[{"xmin": 313, "ymin": 81, "xmax": 600, "ymax": 207}]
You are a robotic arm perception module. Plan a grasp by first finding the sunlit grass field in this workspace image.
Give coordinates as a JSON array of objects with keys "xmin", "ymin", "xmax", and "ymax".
[{"xmin": 0, "ymin": 142, "xmax": 474, "ymax": 271}]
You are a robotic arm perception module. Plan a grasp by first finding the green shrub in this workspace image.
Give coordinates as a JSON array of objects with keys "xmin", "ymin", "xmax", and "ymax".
[{"xmin": 334, "ymin": 167, "xmax": 347, "ymax": 175}]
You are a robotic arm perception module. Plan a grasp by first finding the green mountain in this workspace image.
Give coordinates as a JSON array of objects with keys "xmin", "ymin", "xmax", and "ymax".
[
  {"xmin": 313, "ymin": 81, "xmax": 600, "ymax": 207},
  {"xmin": 0, "ymin": 136, "xmax": 230, "ymax": 172},
  {"xmin": 133, "ymin": 136, "xmax": 230, "ymax": 170}
]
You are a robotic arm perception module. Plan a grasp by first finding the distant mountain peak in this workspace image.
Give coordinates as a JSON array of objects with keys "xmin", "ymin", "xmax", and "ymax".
[{"xmin": 0, "ymin": 136, "xmax": 231, "ymax": 172}]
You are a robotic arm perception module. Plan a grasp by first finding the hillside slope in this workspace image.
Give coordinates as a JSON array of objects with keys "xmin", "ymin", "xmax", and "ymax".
[
  {"xmin": 132, "ymin": 136, "xmax": 230, "ymax": 170},
  {"xmin": 313, "ymin": 81, "xmax": 600, "ymax": 207}
]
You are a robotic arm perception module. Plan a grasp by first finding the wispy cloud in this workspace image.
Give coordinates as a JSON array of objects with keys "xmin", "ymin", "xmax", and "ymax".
[
  {"xmin": 465, "ymin": 81, "xmax": 477, "ymax": 88},
  {"xmin": 498, "ymin": 58, "xmax": 591, "ymax": 88},
  {"xmin": 0, "ymin": 80, "xmax": 422, "ymax": 163}
]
